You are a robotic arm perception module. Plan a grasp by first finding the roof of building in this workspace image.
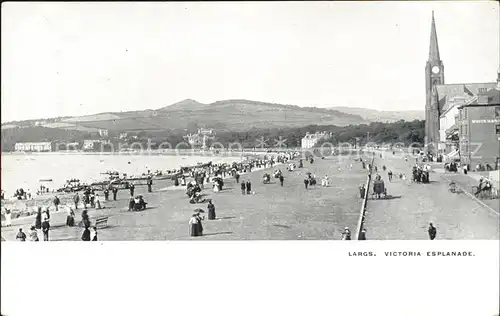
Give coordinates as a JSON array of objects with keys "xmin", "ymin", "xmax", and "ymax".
[
  {"xmin": 466, "ymin": 88, "xmax": 500, "ymax": 105},
  {"xmin": 436, "ymin": 82, "xmax": 497, "ymax": 112}
]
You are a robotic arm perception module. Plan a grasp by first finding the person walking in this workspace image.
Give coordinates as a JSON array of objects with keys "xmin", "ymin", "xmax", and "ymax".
[
  {"xmin": 246, "ymin": 180, "xmax": 252, "ymax": 195},
  {"xmin": 103, "ymin": 188, "xmax": 109, "ymax": 201},
  {"xmin": 189, "ymin": 214, "xmax": 199, "ymax": 237},
  {"xmin": 428, "ymin": 223, "xmax": 437, "ymax": 240},
  {"xmin": 207, "ymin": 201, "xmax": 216, "ymax": 220},
  {"xmin": 42, "ymin": 218, "xmax": 50, "ymax": 241},
  {"xmin": 359, "ymin": 229, "xmax": 367, "ymax": 240},
  {"xmin": 112, "ymin": 187, "xmax": 118, "ymax": 201},
  {"xmin": 16, "ymin": 228, "xmax": 27, "ymax": 241},
  {"xmin": 91, "ymin": 227, "xmax": 98, "ymax": 241},
  {"xmin": 388, "ymin": 170, "xmax": 393, "ymax": 182},
  {"xmin": 35, "ymin": 207, "xmax": 42, "ymax": 229},
  {"xmin": 359, "ymin": 184, "xmax": 366, "ymax": 199},
  {"xmin": 66, "ymin": 207, "xmax": 75, "ymax": 226},
  {"xmin": 279, "ymin": 174, "xmax": 284, "ymax": 187},
  {"xmin": 128, "ymin": 197, "xmax": 135, "ymax": 212},
  {"xmin": 4, "ymin": 208, "xmax": 12, "ymax": 227},
  {"xmin": 304, "ymin": 177, "xmax": 309, "ymax": 189},
  {"xmin": 129, "ymin": 184, "xmax": 135, "ymax": 197},
  {"xmin": 235, "ymin": 173, "xmax": 240, "ymax": 184},
  {"xmin": 341, "ymin": 227, "xmax": 351, "ymax": 240},
  {"xmin": 147, "ymin": 177, "xmax": 153, "ymax": 193},
  {"xmin": 81, "ymin": 210, "xmax": 91, "ymax": 229},
  {"xmin": 95, "ymin": 194, "xmax": 102, "ymax": 209},
  {"xmin": 81, "ymin": 227, "xmax": 91, "ymax": 241},
  {"xmin": 29, "ymin": 226, "xmax": 39, "ymax": 241},
  {"xmin": 240, "ymin": 181, "xmax": 246, "ymax": 195},
  {"xmin": 196, "ymin": 212, "xmax": 204, "ymax": 236},
  {"xmin": 53, "ymin": 196, "xmax": 60, "ymax": 212},
  {"xmin": 74, "ymin": 192, "xmax": 80, "ymax": 209}
]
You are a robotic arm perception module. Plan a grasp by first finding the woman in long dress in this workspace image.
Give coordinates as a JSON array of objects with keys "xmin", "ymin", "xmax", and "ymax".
[
  {"xmin": 35, "ymin": 207, "xmax": 42, "ymax": 229},
  {"xmin": 189, "ymin": 215, "xmax": 199, "ymax": 237},
  {"xmin": 207, "ymin": 201, "xmax": 216, "ymax": 220},
  {"xmin": 4, "ymin": 208, "xmax": 12, "ymax": 227},
  {"xmin": 213, "ymin": 180, "xmax": 220, "ymax": 193},
  {"xmin": 196, "ymin": 213, "xmax": 204, "ymax": 236},
  {"xmin": 66, "ymin": 207, "xmax": 75, "ymax": 226}
]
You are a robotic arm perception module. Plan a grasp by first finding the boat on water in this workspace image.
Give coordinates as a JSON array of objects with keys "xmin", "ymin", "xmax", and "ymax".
[
  {"xmin": 39, "ymin": 179, "xmax": 53, "ymax": 182},
  {"xmin": 180, "ymin": 161, "xmax": 212, "ymax": 172}
]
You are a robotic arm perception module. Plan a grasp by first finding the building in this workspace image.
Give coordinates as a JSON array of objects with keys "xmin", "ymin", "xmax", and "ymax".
[
  {"xmin": 456, "ymin": 82, "xmax": 500, "ymax": 170},
  {"xmin": 301, "ymin": 132, "xmax": 331, "ymax": 149},
  {"xmin": 83, "ymin": 139, "xmax": 110, "ymax": 150},
  {"xmin": 14, "ymin": 142, "xmax": 52, "ymax": 152},
  {"xmin": 99, "ymin": 129, "xmax": 109, "ymax": 137},
  {"xmin": 184, "ymin": 128, "xmax": 215, "ymax": 149},
  {"xmin": 424, "ymin": 11, "xmax": 498, "ymax": 157}
]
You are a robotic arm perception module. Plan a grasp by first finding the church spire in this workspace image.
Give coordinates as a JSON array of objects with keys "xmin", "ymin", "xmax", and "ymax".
[{"xmin": 428, "ymin": 11, "xmax": 440, "ymax": 61}]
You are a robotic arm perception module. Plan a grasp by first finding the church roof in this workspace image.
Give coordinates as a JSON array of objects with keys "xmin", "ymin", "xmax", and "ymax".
[{"xmin": 436, "ymin": 82, "xmax": 497, "ymax": 112}]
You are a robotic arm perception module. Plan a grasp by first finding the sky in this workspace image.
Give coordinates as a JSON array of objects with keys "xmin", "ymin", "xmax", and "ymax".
[{"xmin": 1, "ymin": 1, "xmax": 499, "ymax": 123}]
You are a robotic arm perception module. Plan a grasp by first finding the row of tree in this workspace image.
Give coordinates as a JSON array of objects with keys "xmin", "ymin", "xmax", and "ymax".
[{"xmin": 1, "ymin": 120, "xmax": 425, "ymax": 151}]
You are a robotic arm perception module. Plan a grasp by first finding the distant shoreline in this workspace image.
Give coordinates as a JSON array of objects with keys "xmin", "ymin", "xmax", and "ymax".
[{"xmin": 1, "ymin": 149, "xmax": 299, "ymax": 157}]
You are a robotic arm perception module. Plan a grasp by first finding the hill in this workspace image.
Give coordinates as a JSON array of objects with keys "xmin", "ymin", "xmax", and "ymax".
[
  {"xmin": 2, "ymin": 99, "xmax": 368, "ymax": 133},
  {"xmin": 330, "ymin": 106, "xmax": 424, "ymax": 122}
]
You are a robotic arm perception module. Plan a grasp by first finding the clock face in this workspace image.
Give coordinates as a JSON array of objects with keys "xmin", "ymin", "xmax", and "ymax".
[{"xmin": 432, "ymin": 66, "xmax": 440, "ymax": 74}]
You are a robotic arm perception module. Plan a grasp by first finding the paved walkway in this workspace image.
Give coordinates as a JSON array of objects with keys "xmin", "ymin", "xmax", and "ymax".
[{"xmin": 363, "ymin": 154, "xmax": 499, "ymax": 240}]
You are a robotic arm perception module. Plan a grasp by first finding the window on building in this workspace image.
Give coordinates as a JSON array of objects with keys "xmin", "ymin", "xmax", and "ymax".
[
  {"xmin": 495, "ymin": 107, "xmax": 500, "ymax": 117},
  {"xmin": 496, "ymin": 124, "xmax": 500, "ymax": 135},
  {"xmin": 463, "ymin": 124, "xmax": 468, "ymax": 136}
]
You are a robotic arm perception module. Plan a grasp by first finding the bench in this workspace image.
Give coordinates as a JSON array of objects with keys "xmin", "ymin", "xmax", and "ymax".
[{"xmin": 95, "ymin": 216, "xmax": 109, "ymax": 229}]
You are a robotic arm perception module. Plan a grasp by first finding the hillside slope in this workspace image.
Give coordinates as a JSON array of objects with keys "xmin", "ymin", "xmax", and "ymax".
[{"xmin": 330, "ymin": 106, "xmax": 424, "ymax": 122}]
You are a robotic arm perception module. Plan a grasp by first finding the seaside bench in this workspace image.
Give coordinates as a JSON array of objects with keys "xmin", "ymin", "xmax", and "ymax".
[{"xmin": 95, "ymin": 216, "xmax": 109, "ymax": 229}]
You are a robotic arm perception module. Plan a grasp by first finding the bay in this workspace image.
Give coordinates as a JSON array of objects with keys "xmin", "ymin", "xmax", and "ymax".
[{"xmin": 1, "ymin": 152, "xmax": 242, "ymax": 198}]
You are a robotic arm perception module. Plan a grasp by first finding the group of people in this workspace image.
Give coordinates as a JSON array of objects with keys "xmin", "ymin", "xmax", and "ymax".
[
  {"xmin": 189, "ymin": 201, "xmax": 217, "ymax": 237},
  {"xmin": 14, "ymin": 188, "xmax": 32, "ymax": 200},
  {"xmin": 412, "ymin": 164, "xmax": 430, "ymax": 184}
]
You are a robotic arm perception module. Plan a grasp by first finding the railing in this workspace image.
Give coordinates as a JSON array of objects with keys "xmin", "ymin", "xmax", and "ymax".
[{"xmin": 355, "ymin": 155, "xmax": 375, "ymax": 240}]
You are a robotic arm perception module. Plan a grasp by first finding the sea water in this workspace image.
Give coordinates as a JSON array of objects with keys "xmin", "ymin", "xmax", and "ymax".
[{"xmin": 1, "ymin": 152, "xmax": 241, "ymax": 197}]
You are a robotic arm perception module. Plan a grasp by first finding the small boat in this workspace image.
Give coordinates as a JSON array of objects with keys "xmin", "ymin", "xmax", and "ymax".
[{"xmin": 39, "ymin": 179, "xmax": 53, "ymax": 182}]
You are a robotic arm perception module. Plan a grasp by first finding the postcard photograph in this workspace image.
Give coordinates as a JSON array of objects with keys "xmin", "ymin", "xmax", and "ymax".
[{"xmin": 1, "ymin": 1, "xmax": 499, "ymax": 242}]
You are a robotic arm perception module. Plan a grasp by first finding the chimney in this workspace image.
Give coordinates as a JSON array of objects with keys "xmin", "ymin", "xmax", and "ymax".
[{"xmin": 477, "ymin": 88, "xmax": 489, "ymax": 105}]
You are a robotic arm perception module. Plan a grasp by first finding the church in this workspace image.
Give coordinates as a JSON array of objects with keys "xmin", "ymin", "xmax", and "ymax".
[{"xmin": 424, "ymin": 11, "xmax": 500, "ymax": 168}]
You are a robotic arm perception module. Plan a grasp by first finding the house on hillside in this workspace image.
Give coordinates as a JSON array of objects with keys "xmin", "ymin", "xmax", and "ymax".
[
  {"xmin": 15, "ymin": 142, "xmax": 53, "ymax": 152},
  {"xmin": 99, "ymin": 129, "xmax": 109, "ymax": 137},
  {"xmin": 301, "ymin": 132, "xmax": 331, "ymax": 149},
  {"xmin": 83, "ymin": 139, "xmax": 110, "ymax": 150}
]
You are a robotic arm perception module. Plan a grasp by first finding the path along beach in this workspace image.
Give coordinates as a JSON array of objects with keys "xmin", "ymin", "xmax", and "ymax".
[{"xmin": 1, "ymin": 154, "xmax": 369, "ymax": 241}]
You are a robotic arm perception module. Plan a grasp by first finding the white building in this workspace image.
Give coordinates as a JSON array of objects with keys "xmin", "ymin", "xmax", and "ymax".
[
  {"xmin": 83, "ymin": 139, "xmax": 109, "ymax": 150},
  {"xmin": 99, "ymin": 129, "xmax": 109, "ymax": 137},
  {"xmin": 301, "ymin": 132, "xmax": 331, "ymax": 149},
  {"xmin": 15, "ymin": 142, "xmax": 52, "ymax": 152}
]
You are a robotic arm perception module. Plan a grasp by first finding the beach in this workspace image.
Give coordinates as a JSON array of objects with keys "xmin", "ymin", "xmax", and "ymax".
[{"xmin": 1, "ymin": 154, "xmax": 369, "ymax": 240}]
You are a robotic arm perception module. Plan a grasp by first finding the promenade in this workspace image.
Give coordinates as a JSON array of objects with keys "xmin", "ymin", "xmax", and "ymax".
[
  {"xmin": 363, "ymin": 153, "xmax": 499, "ymax": 240},
  {"xmin": 1, "ymin": 155, "xmax": 369, "ymax": 241}
]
